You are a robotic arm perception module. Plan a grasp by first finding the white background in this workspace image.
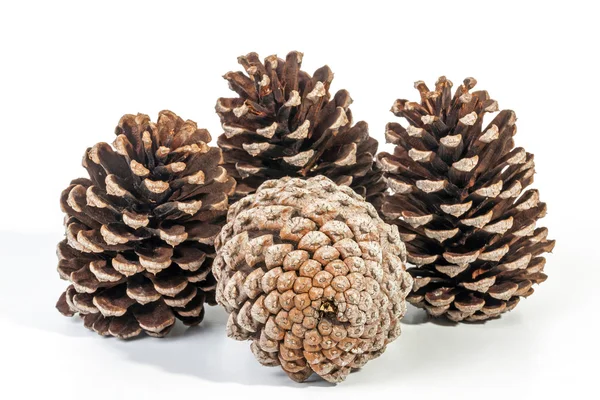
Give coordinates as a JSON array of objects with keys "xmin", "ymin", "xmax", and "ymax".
[{"xmin": 0, "ymin": 1, "xmax": 598, "ymax": 398}]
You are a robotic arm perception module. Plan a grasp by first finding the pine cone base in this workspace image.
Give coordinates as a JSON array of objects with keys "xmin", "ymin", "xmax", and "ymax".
[{"xmin": 213, "ymin": 176, "xmax": 412, "ymax": 383}]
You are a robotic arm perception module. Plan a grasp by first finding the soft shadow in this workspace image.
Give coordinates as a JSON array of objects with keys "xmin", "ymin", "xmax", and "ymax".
[
  {"xmin": 104, "ymin": 306, "xmax": 335, "ymax": 387},
  {"xmin": 364, "ymin": 312, "xmax": 525, "ymax": 383},
  {"xmin": 401, "ymin": 304, "xmax": 458, "ymax": 326},
  {"xmin": 0, "ymin": 232, "xmax": 91, "ymax": 338}
]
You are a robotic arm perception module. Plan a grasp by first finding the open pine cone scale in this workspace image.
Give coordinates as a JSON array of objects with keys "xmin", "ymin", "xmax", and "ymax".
[
  {"xmin": 56, "ymin": 111, "xmax": 236, "ymax": 338},
  {"xmin": 216, "ymin": 51, "xmax": 384, "ymax": 202},
  {"xmin": 377, "ymin": 77, "xmax": 555, "ymax": 322}
]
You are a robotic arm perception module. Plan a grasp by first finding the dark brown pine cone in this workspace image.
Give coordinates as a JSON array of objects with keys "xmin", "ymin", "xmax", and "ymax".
[
  {"xmin": 215, "ymin": 51, "xmax": 385, "ymax": 204},
  {"xmin": 377, "ymin": 77, "xmax": 555, "ymax": 322},
  {"xmin": 55, "ymin": 110, "xmax": 236, "ymax": 338}
]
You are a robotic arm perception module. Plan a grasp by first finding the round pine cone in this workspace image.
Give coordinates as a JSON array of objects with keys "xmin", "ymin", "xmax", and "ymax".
[
  {"xmin": 55, "ymin": 110, "xmax": 236, "ymax": 338},
  {"xmin": 215, "ymin": 51, "xmax": 385, "ymax": 204},
  {"xmin": 213, "ymin": 176, "xmax": 412, "ymax": 383},
  {"xmin": 377, "ymin": 77, "xmax": 555, "ymax": 322}
]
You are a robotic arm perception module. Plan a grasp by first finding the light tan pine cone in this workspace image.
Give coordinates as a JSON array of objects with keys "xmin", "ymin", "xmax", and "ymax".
[
  {"xmin": 215, "ymin": 51, "xmax": 386, "ymax": 204},
  {"xmin": 213, "ymin": 176, "xmax": 412, "ymax": 383},
  {"xmin": 55, "ymin": 110, "xmax": 236, "ymax": 338},
  {"xmin": 377, "ymin": 77, "xmax": 555, "ymax": 322}
]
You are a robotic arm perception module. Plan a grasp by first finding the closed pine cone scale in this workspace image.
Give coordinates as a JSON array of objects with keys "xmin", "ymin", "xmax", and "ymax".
[
  {"xmin": 55, "ymin": 110, "xmax": 236, "ymax": 338},
  {"xmin": 215, "ymin": 51, "xmax": 386, "ymax": 204},
  {"xmin": 213, "ymin": 176, "xmax": 412, "ymax": 383},
  {"xmin": 377, "ymin": 77, "xmax": 555, "ymax": 322}
]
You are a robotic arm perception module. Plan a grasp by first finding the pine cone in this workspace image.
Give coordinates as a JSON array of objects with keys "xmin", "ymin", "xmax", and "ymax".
[
  {"xmin": 215, "ymin": 51, "xmax": 385, "ymax": 204},
  {"xmin": 377, "ymin": 77, "xmax": 555, "ymax": 322},
  {"xmin": 213, "ymin": 176, "xmax": 412, "ymax": 383},
  {"xmin": 55, "ymin": 110, "xmax": 236, "ymax": 338}
]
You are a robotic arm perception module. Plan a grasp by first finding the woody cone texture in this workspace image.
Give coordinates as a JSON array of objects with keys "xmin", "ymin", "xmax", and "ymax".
[
  {"xmin": 213, "ymin": 176, "xmax": 412, "ymax": 383},
  {"xmin": 215, "ymin": 51, "xmax": 385, "ymax": 203},
  {"xmin": 377, "ymin": 77, "xmax": 555, "ymax": 322},
  {"xmin": 55, "ymin": 110, "xmax": 236, "ymax": 338}
]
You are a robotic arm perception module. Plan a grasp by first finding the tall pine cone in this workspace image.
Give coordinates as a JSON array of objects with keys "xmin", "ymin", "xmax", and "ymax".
[
  {"xmin": 215, "ymin": 51, "xmax": 385, "ymax": 203},
  {"xmin": 377, "ymin": 77, "xmax": 555, "ymax": 322},
  {"xmin": 55, "ymin": 110, "xmax": 236, "ymax": 338},
  {"xmin": 213, "ymin": 176, "xmax": 412, "ymax": 383}
]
